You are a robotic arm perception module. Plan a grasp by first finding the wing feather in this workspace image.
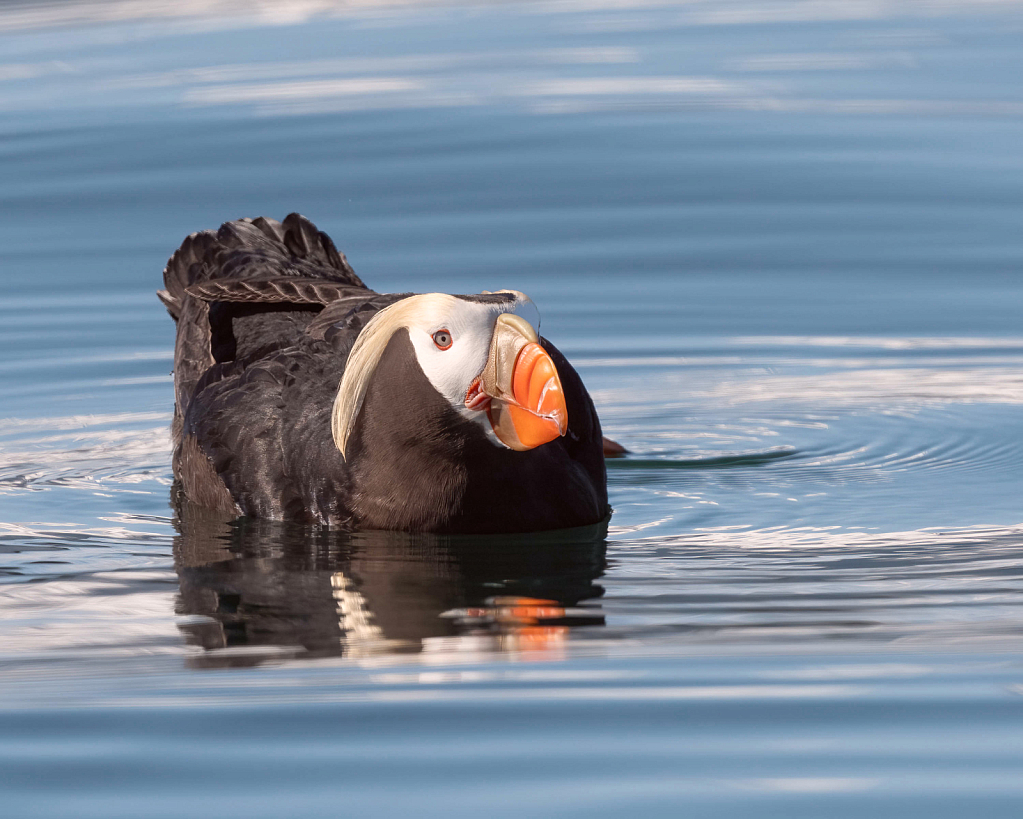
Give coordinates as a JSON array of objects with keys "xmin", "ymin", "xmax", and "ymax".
[
  {"xmin": 185, "ymin": 277, "xmax": 367, "ymax": 306},
  {"xmin": 161, "ymin": 213, "xmax": 374, "ymax": 448}
]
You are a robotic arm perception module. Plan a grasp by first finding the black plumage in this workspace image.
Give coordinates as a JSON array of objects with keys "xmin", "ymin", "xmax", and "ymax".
[{"xmin": 160, "ymin": 213, "xmax": 609, "ymax": 533}]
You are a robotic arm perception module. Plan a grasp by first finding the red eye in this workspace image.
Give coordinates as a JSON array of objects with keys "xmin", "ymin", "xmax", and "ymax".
[{"xmin": 432, "ymin": 329, "xmax": 453, "ymax": 350}]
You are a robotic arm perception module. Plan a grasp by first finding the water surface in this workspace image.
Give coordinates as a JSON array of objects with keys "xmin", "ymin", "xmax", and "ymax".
[{"xmin": 3, "ymin": 1, "xmax": 1023, "ymax": 815}]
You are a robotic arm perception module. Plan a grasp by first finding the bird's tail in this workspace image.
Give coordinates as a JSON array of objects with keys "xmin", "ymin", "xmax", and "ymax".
[{"xmin": 158, "ymin": 213, "xmax": 366, "ymax": 321}]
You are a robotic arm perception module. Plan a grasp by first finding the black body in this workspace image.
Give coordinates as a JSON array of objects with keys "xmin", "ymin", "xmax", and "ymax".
[{"xmin": 160, "ymin": 214, "xmax": 608, "ymax": 533}]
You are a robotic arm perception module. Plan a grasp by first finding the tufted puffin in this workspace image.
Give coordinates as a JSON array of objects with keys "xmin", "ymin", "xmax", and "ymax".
[{"xmin": 158, "ymin": 213, "xmax": 610, "ymax": 533}]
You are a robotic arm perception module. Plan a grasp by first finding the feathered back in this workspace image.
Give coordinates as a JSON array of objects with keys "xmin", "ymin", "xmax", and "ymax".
[{"xmin": 160, "ymin": 213, "xmax": 373, "ymax": 442}]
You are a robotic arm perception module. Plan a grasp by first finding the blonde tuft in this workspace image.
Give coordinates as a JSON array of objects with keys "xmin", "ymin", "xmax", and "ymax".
[{"xmin": 331, "ymin": 294, "xmax": 460, "ymax": 458}]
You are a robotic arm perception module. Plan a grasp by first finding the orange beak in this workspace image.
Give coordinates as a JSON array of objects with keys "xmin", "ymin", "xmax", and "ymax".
[{"xmin": 478, "ymin": 314, "xmax": 568, "ymax": 451}]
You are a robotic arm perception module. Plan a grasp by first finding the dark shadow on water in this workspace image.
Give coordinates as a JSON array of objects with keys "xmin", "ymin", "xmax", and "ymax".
[
  {"xmin": 605, "ymin": 447, "xmax": 797, "ymax": 471},
  {"xmin": 172, "ymin": 501, "xmax": 608, "ymax": 669}
]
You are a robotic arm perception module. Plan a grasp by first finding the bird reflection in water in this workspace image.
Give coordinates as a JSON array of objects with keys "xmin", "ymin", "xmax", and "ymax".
[{"xmin": 172, "ymin": 500, "xmax": 607, "ymax": 668}]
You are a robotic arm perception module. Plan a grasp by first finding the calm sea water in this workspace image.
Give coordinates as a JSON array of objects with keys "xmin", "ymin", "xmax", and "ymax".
[{"xmin": 3, "ymin": 1, "xmax": 1023, "ymax": 815}]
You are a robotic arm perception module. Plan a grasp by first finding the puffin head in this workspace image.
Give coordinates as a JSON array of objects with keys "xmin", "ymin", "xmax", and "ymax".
[{"xmin": 331, "ymin": 290, "xmax": 569, "ymax": 459}]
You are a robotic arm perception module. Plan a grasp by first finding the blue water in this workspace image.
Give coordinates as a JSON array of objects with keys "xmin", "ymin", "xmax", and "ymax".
[{"xmin": 4, "ymin": 1, "xmax": 1023, "ymax": 815}]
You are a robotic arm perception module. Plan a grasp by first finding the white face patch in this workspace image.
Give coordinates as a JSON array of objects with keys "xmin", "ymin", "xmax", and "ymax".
[
  {"xmin": 332, "ymin": 290, "xmax": 540, "ymax": 458},
  {"xmin": 406, "ymin": 294, "xmax": 540, "ymax": 427}
]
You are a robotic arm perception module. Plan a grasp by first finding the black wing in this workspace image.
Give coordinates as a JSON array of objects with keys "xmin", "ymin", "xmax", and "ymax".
[
  {"xmin": 159, "ymin": 212, "xmax": 364, "ymax": 319},
  {"xmin": 161, "ymin": 214, "xmax": 413, "ymax": 524},
  {"xmin": 160, "ymin": 214, "xmax": 371, "ymax": 434}
]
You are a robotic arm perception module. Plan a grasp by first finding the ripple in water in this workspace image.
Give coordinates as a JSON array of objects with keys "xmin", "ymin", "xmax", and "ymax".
[{"xmin": 5, "ymin": 4, "xmax": 1023, "ymax": 811}]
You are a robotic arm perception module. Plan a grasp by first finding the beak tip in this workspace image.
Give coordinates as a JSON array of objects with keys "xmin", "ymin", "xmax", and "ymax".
[{"xmin": 484, "ymin": 330, "xmax": 570, "ymax": 450}]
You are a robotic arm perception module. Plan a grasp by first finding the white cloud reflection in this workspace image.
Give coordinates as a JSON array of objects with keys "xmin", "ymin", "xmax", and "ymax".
[
  {"xmin": 111, "ymin": 48, "xmax": 639, "ymax": 90},
  {"xmin": 1, "ymin": 0, "xmax": 1022, "ymax": 120},
  {"xmin": 184, "ymin": 76, "xmax": 426, "ymax": 106},
  {"xmin": 732, "ymin": 51, "xmax": 917, "ymax": 72},
  {"xmin": 3, "ymin": 0, "xmax": 1019, "ymax": 33}
]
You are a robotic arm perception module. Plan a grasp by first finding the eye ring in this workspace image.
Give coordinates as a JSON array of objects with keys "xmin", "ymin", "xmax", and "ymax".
[{"xmin": 432, "ymin": 329, "xmax": 453, "ymax": 350}]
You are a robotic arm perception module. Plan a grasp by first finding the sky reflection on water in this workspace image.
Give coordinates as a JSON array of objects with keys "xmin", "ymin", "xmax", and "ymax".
[{"xmin": 3, "ymin": 0, "xmax": 1023, "ymax": 815}]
